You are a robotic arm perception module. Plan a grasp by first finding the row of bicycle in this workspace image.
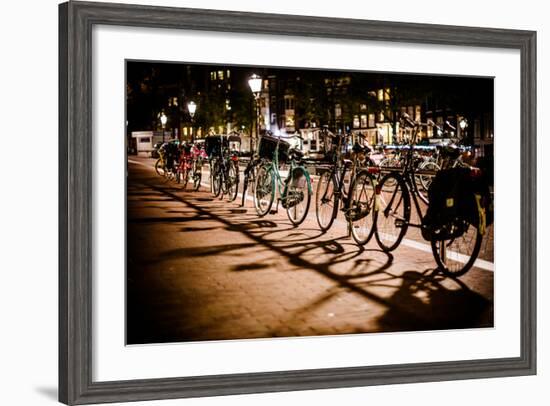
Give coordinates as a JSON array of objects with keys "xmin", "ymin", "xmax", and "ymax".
[{"xmin": 153, "ymin": 113, "xmax": 493, "ymax": 278}]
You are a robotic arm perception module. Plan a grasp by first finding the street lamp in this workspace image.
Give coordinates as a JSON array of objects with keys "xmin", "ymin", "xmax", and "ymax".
[
  {"xmin": 187, "ymin": 101, "xmax": 197, "ymax": 143},
  {"xmin": 160, "ymin": 112, "xmax": 167, "ymax": 142},
  {"xmin": 248, "ymin": 73, "xmax": 262, "ymax": 153}
]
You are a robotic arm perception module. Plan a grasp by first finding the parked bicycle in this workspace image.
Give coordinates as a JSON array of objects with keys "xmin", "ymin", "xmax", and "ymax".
[
  {"xmin": 315, "ymin": 131, "xmax": 378, "ymax": 246},
  {"xmin": 374, "ymin": 113, "xmax": 489, "ymax": 277},
  {"xmin": 253, "ymin": 134, "xmax": 312, "ymax": 226}
]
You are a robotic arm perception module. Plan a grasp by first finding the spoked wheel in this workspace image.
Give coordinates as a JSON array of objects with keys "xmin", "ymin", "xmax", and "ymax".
[
  {"xmin": 155, "ymin": 159, "xmax": 166, "ymax": 177},
  {"xmin": 192, "ymin": 165, "xmax": 202, "ymax": 191},
  {"xmin": 212, "ymin": 165, "xmax": 222, "ymax": 197},
  {"xmin": 226, "ymin": 161, "xmax": 240, "ymax": 202},
  {"xmin": 374, "ymin": 172, "xmax": 410, "ymax": 252},
  {"xmin": 348, "ymin": 170, "xmax": 376, "ymax": 245},
  {"xmin": 285, "ymin": 167, "xmax": 311, "ymax": 226},
  {"xmin": 180, "ymin": 167, "xmax": 190, "ymax": 190},
  {"xmin": 241, "ymin": 164, "xmax": 257, "ymax": 207},
  {"xmin": 315, "ymin": 171, "xmax": 338, "ymax": 232},
  {"xmin": 431, "ymin": 217, "xmax": 483, "ymax": 278},
  {"xmin": 417, "ymin": 161, "xmax": 440, "ymax": 204},
  {"xmin": 254, "ymin": 165, "xmax": 275, "ymax": 217}
]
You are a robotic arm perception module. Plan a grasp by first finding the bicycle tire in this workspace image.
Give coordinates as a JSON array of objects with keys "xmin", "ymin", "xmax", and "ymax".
[
  {"xmin": 348, "ymin": 170, "xmax": 376, "ymax": 246},
  {"xmin": 315, "ymin": 171, "xmax": 338, "ymax": 232},
  {"xmin": 430, "ymin": 206, "xmax": 483, "ymax": 277},
  {"xmin": 226, "ymin": 161, "xmax": 240, "ymax": 202},
  {"xmin": 254, "ymin": 165, "xmax": 275, "ymax": 217},
  {"xmin": 285, "ymin": 167, "xmax": 311, "ymax": 226},
  {"xmin": 374, "ymin": 172, "xmax": 410, "ymax": 252}
]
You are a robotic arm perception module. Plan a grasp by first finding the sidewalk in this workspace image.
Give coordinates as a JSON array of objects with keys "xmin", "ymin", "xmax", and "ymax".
[{"xmin": 126, "ymin": 159, "xmax": 494, "ymax": 344}]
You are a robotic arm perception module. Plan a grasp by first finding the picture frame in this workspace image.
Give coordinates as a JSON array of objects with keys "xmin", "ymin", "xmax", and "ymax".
[{"xmin": 59, "ymin": 1, "xmax": 537, "ymax": 404}]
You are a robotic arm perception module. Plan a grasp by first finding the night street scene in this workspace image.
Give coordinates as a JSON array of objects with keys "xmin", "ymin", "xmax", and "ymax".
[{"xmin": 126, "ymin": 61, "xmax": 494, "ymax": 345}]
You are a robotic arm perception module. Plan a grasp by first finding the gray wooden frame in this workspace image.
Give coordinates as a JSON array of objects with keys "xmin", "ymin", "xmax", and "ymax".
[{"xmin": 59, "ymin": 1, "xmax": 537, "ymax": 404}]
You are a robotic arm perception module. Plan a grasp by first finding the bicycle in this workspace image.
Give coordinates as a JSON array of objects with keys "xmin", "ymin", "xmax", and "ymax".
[
  {"xmin": 315, "ymin": 132, "xmax": 377, "ymax": 246},
  {"xmin": 253, "ymin": 134, "xmax": 312, "ymax": 226},
  {"xmin": 374, "ymin": 113, "xmax": 485, "ymax": 277},
  {"xmin": 210, "ymin": 136, "xmax": 240, "ymax": 201}
]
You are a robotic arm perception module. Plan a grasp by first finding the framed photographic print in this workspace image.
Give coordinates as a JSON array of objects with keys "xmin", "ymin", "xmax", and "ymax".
[{"xmin": 59, "ymin": 1, "xmax": 536, "ymax": 404}]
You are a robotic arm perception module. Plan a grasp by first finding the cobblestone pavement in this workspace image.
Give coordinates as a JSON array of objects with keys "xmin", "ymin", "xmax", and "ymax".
[{"xmin": 127, "ymin": 157, "xmax": 494, "ymax": 344}]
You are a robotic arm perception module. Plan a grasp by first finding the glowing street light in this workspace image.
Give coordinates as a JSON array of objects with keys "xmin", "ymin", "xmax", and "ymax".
[
  {"xmin": 160, "ymin": 112, "xmax": 168, "ymax": 142},
  {"xmin": 248, "ymin": 74, "xmax": 262, "ymax": 96},
  {"xmin": 187, "ymin": 101, "xmax": 197, "ymax": 119},
  {"xmin": 187, "ymin": 101, "xmax": 197, "ymax": 142},
  {"xmin": 248, "ymin": 74, "xmax": 262, "ymax": 153}
]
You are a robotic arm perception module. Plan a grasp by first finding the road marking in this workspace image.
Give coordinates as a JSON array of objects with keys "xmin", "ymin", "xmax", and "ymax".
[{"xmin": 128, "ymin": 158, "xmax": 494, "ymax": 272}]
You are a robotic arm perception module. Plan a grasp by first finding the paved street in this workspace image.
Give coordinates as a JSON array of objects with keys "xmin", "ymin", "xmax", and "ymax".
[{"xmin": 126, "ymin": 157, "xmax": 494, "ymax": 345}]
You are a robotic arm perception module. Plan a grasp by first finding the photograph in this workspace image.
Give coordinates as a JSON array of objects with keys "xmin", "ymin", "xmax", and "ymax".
[{"xmin": 126, "ymin": 61, "xmax": 495, "ymax": 345}]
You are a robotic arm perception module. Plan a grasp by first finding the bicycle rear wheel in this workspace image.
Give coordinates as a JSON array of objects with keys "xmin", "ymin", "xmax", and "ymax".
[
  {"xmin": 315, "ymin": 171, "xmax": 338, "ymax": 232},
  {"xmin": 348, "ymin": 170, "xmax": 376, "ymax": 245},
  {"xmin": 285, "ymin": 167, "xmax": 311, "ymax": 226},
  {"xmin": 254, "ymin": 165, "xmax": 275, "ymax": 217},
  {"xmin": 374, "ymin": 172, "xmax": 410, "ymax": 252},
  {"xmin": 226, "ymin": 161, "xmax": 240, "ymax": 202},
  {"xmin": 431, "ymin": 217, "xmax": 483, "ymax": 277}
]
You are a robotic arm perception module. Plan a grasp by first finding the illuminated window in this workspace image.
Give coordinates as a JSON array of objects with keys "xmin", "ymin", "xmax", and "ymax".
[
  {"xmin": 378, "ymin": 112, "xmax": 385, "ymax": 122},
  {"xmin": 360, "ymin": 104, "xmax": 367, "ymax": 111},
  {"xmin": 377, "ymin": 89, "xmax": 384, "ymax": 101},
  {"xmin": 172, "ymin": 97, "xmax": 178, "ymax": 107},
  {"xmin": 225, "ymin": 99, "xmax": 231, "ymax": 110},
  {"xmin": 368, "ymin": 113, "xmax": 375, "ymax": 127},
  {"xmin": 226, "ymin": 70, "xmax": 230, "ymax": 78},
  {"xmin": 385, "ymin": 88, "xmax": 391, "ymax": 101},
  {"xmin": 218, "ymin": 71, "xmax": 224, "ymax": 80},
  {"xmin": 335, "ymin": 103, "xmax": 342, "ymax": 118},
  {"xmin": 415, "ymin": 105, "xmax": 421, "ymax": 122},
  {"xmin": 360, "ymin": 114, "xmax": 368, "ymax": 128},
  {"xmin": 353, "ymin": 115, "xmax": 360, "ymax": 128}
]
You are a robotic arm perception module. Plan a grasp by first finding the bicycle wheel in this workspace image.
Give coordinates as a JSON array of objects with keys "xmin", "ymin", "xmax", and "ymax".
[
  {"xmin": 431, "ymin": 214, "xmax": 483, "ymax": 278},
  {"xmin": 417, "ymin": 161, "xmax": 440, "ymax": 204},
  {"xmin": 348, "ymin": 170, "xmax": 376, "ymax": 245},
  {"xmin": 241, "ymin": 163, "xmax": 257, "ymax": 206},
  {"xmin": 211, "ymin": 162, "xmax": 222, "ymax": 197},
  {"xmin": 315, "ymin": 171, "xmax": 338, "ymax": 232},
  {"xmin": 254, "ymin": 165, "xmax": 275, "ymax": 217},
  {"xmin": 226, "ymin": 161, "xmax": 240, "ymax": 202},
  {"xmin": 192, "ymin": 161, "xmax": 202, "ymax": 192},
  {"xmin": 285, "ymin": 167, "xmax": 311, "ymax": 226},
  {"xmin": 155, "ymin": 159, "xmax": 166, "ymax": 177},
  {"xmin": 374, "ymin": 172, "xmax": 410, "ymax": 252}
]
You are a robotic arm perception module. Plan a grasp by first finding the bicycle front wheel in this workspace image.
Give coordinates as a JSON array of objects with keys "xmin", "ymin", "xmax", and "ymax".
[
  {"xmin": 192, "ymin": 163, "xmax": 202, "ymax": 191},
  {"xmin": 155, "ymin": 159, "xmax": 166, "ymax": 177},
  {"xmin": 374, "ymin": 172, "xmax": 410, "ymax": 252},
  {"xmin": 348, "ymin": 170, "xmax": 376, "ymax": 245},
  {"xmin": 285, "ymin": 167, "xmax": 311, "ymax": 226},
  {"xmin": 254, "ymin": 165, "xmax": 275, "ymax": 217},
  {"xmin": 315, "ymin": 171, "xmax": 338, "ymax": 232}
]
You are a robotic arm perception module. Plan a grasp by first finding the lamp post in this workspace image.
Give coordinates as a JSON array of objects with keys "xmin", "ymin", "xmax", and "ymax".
[
  {"xmin": 160, "ymin": 112, "xmax": 167, "ymax": 142},
  {"xmin": 187, "ymin": 101, "xmax": 197, "ymax": 143},
  {"xmin": 248, "ymin": 73, "xmax": 262, "ymax": 153}
]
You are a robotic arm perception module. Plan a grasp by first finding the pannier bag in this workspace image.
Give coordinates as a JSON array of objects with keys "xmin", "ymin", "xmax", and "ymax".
[
  {"xmin": 421, "ymin": 167, "xmax": 493, "ymax": 241},
  {"xmin": 258, "ymin": 134, "xmax": 290, "ymax": 163}
]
